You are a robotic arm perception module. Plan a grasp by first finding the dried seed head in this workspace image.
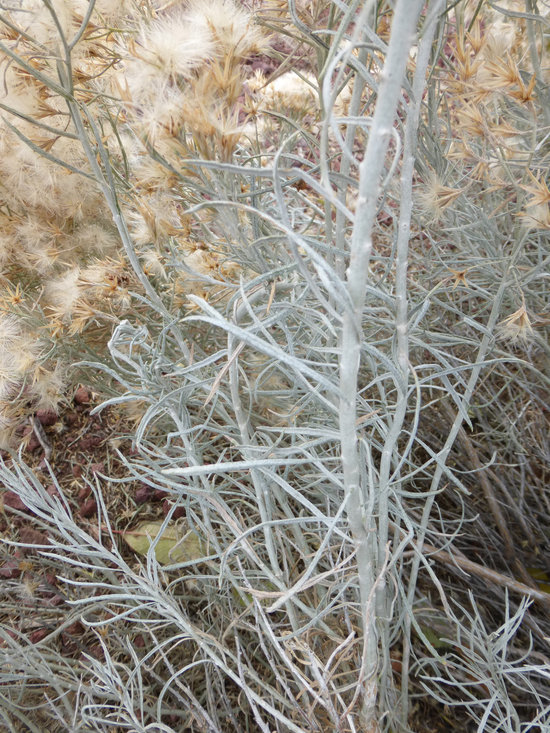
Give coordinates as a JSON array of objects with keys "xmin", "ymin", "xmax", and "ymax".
[
  {"xmin": 417, "ymin": 172, "xmax": 463, "ymax": 221},
  {"xmin": 138, "ymin": 11, "xmax": 215, "ymax": 81},
  {"xmin": 517, "ymin": 203, "xmax": 550, "ymax": 231},
  {"xmin": 497, "ymin": 302, "xmax": 535, "ymax": 346},
  {"xmin": 28, "ymin": 363, "xmax": 65, "ymax": 411},
  {"xmin": 260, "ymin": 72, "xmax": 318, "ymax": 115},
  {"xmin": 184, "ymin": 0, "xmax": 266, "ymax": 59},
  {"xmin": 44, "ymin": 268, "xmax": 82, "ymax": 320}
]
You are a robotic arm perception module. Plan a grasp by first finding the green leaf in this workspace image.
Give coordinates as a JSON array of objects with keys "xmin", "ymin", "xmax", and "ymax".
[
  {"xmin": 122, "ymin": 520, "xmax": 203, "ymax": 565},
  {"xmin": 418, "ymin": 624, "xmax": 452, "ymax": 650}
]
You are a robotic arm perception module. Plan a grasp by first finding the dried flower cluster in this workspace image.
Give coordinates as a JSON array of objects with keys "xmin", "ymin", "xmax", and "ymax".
[
  {"xmin": 0, "ymin": 0, "xmax": 294, "ymax": 445},
  {"xmin": 0, "ymin": 0, "xmax": 362, "ymax": 447},
  {"xmin": 419, "ymin": 1, "xmax": 548, "ymax": 214},
  {"xmin": 0, "ymin": 0, "xmax": 138, "ymax": 444},
  {"xmin": 416, "ymin": 0, "xmax": 549, "ymax": 350}
]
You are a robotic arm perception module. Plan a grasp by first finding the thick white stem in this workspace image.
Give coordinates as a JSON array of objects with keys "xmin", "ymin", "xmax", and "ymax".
[{"xmin": 339, "ymin": 0, "xmax": 424, "ymax": 726}]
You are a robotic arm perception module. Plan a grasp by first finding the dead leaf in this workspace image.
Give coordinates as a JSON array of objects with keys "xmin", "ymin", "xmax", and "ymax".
[
  {"xmin": 527, "ymin": 567, "xmax": 550, "ymax": 594},
  {"xmin": 122, "ymin": 520, "xmax": 203, "ymax": 565}
]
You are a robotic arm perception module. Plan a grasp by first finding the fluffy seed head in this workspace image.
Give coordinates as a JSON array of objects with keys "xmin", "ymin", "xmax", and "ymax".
[
  {"xmin": 44, "ymin": 268, "xmax": 82, "ymax": 320},
  {"xmin": 497, "ymin": 301, "xmax": 535, "ymax": 346},
  {"xmin": 417, "ymin": 173, "xmax": 463, "ymax": 221},
  {"xmin": 183, "ymin": 0, "xmax": 266, "ymax": 58},
  {"xmin": 29, "ymin": 362, "xmax": 65, "ymax": 411},
  {"xmin": 137, "ymin": 10, "xmax": 215, "ymax": 81}
]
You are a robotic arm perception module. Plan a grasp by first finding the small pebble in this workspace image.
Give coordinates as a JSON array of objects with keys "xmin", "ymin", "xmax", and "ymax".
[
  {"xmin": 162, "ymin": 500, "xmax": 185, "ymax": 520},
  {"xmin": 65, "ymin": 621, "xmax": 84, "ymax": 636},
  {"xmin": 46, "ymin": 484, "xmax": 60, "ymax": 497},
  {"xmin": 86, "ymin": 644, "xmax": 104, "ymax": 660},
  {"xmin": 35, "ymin": 409, "xmax": 57, "ymax": 427},
  {"xmin": 24, "ymin": 428, "xmax": 41, "ymax": 453},
  {"xmin": 2, "ymin": 491, "xmax": 29, "ymax": 513},
  {"xmin": 79, "ymin": 435, "xmax": 102, "ymax": 451},
  {"xmin": 80, "ymin": 498, "xmax": 97, "ymax": 518},
  {"xmin": 18, "ymin": 527, "xmax": 48, "ymax": 550},
  {"xmin": 45, "ymin": 594, "xmax": 65, "ymax": 607},
  {"xmin": 29, "ymin": 629, "xmax": 49, "ymax": 644},
  {"xmin": 0, "ymin": 559, "xmax": 21, "ymax": 578},
  {"xmin": 135, "ymin": 485, "xmax": 154, "ymax": 504},
  {"xmin": 74, "ymin": 387, "xmax": 91, "ymax": 405},
  {"xmin": 77, "ymin": 486, "xmax": 91, "ymax": 501}
]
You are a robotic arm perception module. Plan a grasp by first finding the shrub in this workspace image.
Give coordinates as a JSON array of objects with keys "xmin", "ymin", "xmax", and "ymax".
[{"xmin": 0, "ymin": 1, "xmax": 548, "ymax": 731}]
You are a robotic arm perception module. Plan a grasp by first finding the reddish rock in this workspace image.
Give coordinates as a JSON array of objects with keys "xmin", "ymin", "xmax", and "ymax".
[
  {"xmin": 72, "ymin": 465, "xmax": 83, "ymax": 479},
  {"xmin": 74, "ymin": 387, "xmax": 91, "ymax": 405},
  {"xmin": 44, "ymin": 593, "xmax": 65, "ymax": 607},
  {"xmin": 133, "ymin": 634, "xmax": 145, "ymax": 648},
  {"xmin": 134, "ymin": 485, "xmax": 154, "ymax": 504},
  {"xmin": 24, "ymin": 427, "xmax": 41, "ymax": 452},
  {"xmin": 153, "ymin": 489, "xmax": 168, "ymax": 502},
  {"xmin": 65, "ymin": 621, "xmax": 84, "ymax": 636},
  {"xmin": 46, "ymin": 484, "xmax": 60, "ymax": 498},
  {"xmin": 0, "ymin": 559, "xmax": 21, "ymax": 578},
  {"xmin": 45, "ymin": 572, "xmax": 59, "ymax": 588},
  {"xmin": 80, "ymin": 498, "xmax": 97, "ymax": 518},
  {"xmin": 86, "ymin": 644, "xmax": 104, "ymax": 660},
  {"xmin": 162, "ymin": 500, "xmax": 185, "ymax": 520},
  {"xmin": 2, "ymin": 491, "xmax": 29, "ymax": 513},
  {"xmin": 60, "ymin": 634, "xmax": 78, "ymax": 655},
  {"xmin": 64, "ymin": 412, "xmax": 79, "ymax": 426},
  {"xmin": 90, "ymin": 462, "xmax": 104, "ymax": 474},
  {"xmin": 27, "ymin": 436, "xmax": 41, "ymax": 452},
  {"xmin": 0, "ymin": 629, "xmax": 18, "ymax": 648},
  {"xmin": 18, "ymin": 527, "xmax": 49, "ymax": 550},
  {"xmin": 77, "ymin": 486, "xmax": 91, "ymax": 501},
  {"xmin": 29, "ymin": 628, "xmax": 49, "ymax": 644},
  {"xmin": 79, "ymin": 435, "xmax": 102, "ymax": 451},
  {"xmin": 35, "ymin": 409, "xmax": 57, "ymax": 427}
]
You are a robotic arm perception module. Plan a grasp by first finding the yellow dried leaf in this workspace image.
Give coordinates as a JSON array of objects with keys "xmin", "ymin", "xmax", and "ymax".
[
  {"xmin": 122, "ymin": 520, "xmax": 202, "ymax": 565},
  {"xmin": 527, "ymin": 568, "xmax": 550, "ymax": 594}
]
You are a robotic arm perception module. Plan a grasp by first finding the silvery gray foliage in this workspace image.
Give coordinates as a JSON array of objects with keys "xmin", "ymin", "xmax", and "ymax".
[{"xmin": 0, "ymin": 1, "xmax": 549, "ymax": 731}]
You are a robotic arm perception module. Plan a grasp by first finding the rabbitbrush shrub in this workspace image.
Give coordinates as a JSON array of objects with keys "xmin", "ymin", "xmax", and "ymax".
[{"xmin": 0, "ymin": 1, "xmax": 549, "ymax": 731}]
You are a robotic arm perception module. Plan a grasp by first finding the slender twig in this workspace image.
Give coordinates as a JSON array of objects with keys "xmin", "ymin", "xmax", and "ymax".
[
  {"xmin": 28, "ymin": 416, "xmax": 52, "ymax": 461},
  {"xmin": 421, "ymin": 540, "xmax": 550, "ymax": 608}
]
